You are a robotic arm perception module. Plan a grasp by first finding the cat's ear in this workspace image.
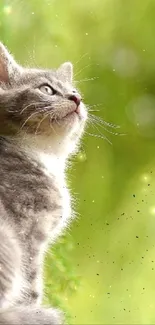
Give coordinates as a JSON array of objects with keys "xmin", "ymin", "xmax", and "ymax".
[
  {"xmin": 57, "ymin": 62, "xmax": 73, "ymax": 83},
  {"xmin": 0, "ymin": 42, "xmax": 22, "ymax": 83}
]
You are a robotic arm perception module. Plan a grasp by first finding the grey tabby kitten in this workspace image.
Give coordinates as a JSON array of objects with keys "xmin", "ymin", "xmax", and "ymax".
[{"xmin": 0, "ymin": 42, "xmax": 87, "ymax": 324}]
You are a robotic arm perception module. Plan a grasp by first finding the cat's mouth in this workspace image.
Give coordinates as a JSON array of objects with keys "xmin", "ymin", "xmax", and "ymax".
[
  {"xmin": 63, "ymin": 108, "xmax": 79, "ymax": 119},
  {"xmin": 56, "ymin": 104, "xmax": 87, "ymax": 122}
]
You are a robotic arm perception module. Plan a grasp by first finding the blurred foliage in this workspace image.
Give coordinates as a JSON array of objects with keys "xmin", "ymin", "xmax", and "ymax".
[
  {"xmin": 44, "ymin": 236, "xmax": 81, "ymax": 323},
  {"xmin": 2, "ymin": 0, "xmax": 155, "ymax": 323}
]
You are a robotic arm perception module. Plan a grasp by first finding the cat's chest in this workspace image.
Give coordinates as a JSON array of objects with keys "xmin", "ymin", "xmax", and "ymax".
[
  {"xmin": 42, "ymin": 173, "xmax": 71, "ymax": 232},
  {"xmin": 40, "ymin": 152, "xmax": 71, "ymax": 223},
  {"xmin": 39, "ymin": 154, "xmax": 71, "ymax": 235},
  {"xmin": 46, "ymin": 178, "xmax": 71, "ymax": 238},
  {"xmin": 18, "ymin": 154, "xmax": 71, "ymax": 242},
  {"xmin": 18, "ymin": 175, "xmax": 71, "ymax": 246}
]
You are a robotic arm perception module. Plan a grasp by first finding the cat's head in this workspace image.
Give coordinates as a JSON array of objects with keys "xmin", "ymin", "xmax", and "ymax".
[{"xmin": 0, "ymin": 42, "xmax": 87, "ymax": 158}]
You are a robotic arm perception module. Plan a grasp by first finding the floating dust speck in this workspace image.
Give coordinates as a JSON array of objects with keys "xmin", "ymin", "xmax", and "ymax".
[
  {"xmin": 85, "ymin": 32, "xmax": 88, "ymax": 36},
  {"xmin": 97, "ymin": 145, "xmax": 99, "ymax": 149},
  {"xmin": 77, "ymin": 151, "xmax": 87, "ymax": 162},
  {"xmin": 141, "ymin": 173, "xmax": 151, "ymax": 183}
]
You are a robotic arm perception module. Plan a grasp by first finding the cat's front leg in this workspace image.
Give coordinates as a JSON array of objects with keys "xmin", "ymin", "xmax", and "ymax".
[
  {"xmin": 0, "ymin": 226, "xmax": 22, "ymax": 308},
  {"xmin": 17, "ymin": 258, "xmax": 43, "ymax": 306},
  {"xmin": 25, "ymin": 268, "xmax": 43, "ymax": 305}
]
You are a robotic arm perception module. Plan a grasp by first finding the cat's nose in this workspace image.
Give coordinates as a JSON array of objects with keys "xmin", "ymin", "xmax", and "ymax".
[{"xmin": 68, "ymin": 94, "xmax": 81, "ymax": 107}]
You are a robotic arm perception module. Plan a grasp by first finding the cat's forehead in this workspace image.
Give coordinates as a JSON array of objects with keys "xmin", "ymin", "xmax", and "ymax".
[
  {"xmin": 15, "ymin": 68, "xmax": 73, "ymax": 92},
  {"xmin": 19, "ymin": 69, "xmax": 62, "ymax": 84}
]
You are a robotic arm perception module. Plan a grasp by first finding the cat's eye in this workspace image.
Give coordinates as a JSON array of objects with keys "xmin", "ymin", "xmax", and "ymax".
[{"xmin": 39, "ymin": 85, "xmax": 55, "ymax": 96}]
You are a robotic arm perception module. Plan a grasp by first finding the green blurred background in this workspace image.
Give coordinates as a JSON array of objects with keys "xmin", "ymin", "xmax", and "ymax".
[{"xmin": 1, "ymin": 0, "xmax": 155, "ymax": 323}]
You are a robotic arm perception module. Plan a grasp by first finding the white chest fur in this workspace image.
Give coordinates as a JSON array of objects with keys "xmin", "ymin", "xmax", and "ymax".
[{"xmin": 39, "ymin": 152, "xmax": 71, "ymax": 239}]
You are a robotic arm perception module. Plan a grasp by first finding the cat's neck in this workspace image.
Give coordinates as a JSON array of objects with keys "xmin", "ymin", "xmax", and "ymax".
[
  {"xmin": 38, "ymin": 151, "xmax": 65, "ymax": 180},
  {"xmin": 15, "ymin": 133, "xmax": 72, "ymax": 178}
]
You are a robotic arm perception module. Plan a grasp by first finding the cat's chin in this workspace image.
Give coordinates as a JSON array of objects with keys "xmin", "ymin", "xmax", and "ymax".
[
  {"xmin": 53, "ymin": 102, "xmax": 87, "ymax": 129},
  {"xmin": 45, "ymin": 103, "xmax": 87, "ymax": 158},
  {"xmin": 50, "ymin": 103, "xmax": 87, "ymax": 145}
]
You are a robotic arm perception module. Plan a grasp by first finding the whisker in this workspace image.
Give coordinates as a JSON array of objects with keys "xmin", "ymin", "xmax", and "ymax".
[
  {"xmin": 88, "ymin": 104, "xmax": 103, "ymax": 108},
  {"xmin": 85, "ymin": 130, "xmax": 112, "ymax": 145},
  {"xmin": 87, "ymin": 104, "xmax": 103, "ymax": 112},
  {"xmin": 20, "ymin": 111, "xmax": 43, "ymax": 130},
  {"xmin": 88, "ymin": 114, "xmax": 126, "ymax": 140},
  {"xmin": 75, "ymin": 52, "xmax": 89, "ymax": 65},
  {"xmin": 20, "ymin": 102, "xmax": 46, "ymax": 115},
  {"xmin": 89, "ymin": 113, "xmax": 120, "ymax": 129},
  {"xmin": 35, "ymin": 112, "xmax": 51, "ymax": 135},
  {"xmin": 75, "ymin": 77, "xmax": 99, "ymax": 83},
  {"xmin": 49, "ymin": 118, "xmax": 59, "ymax": 136},
  {"xmin": 75, "ymin": 64, "xmax": 98, "ymax": 77},
  {"xmin": 89, "ymin": 119, "xmax": 113, "ymax": 144},
  {"xmin": 88, "ymin": 109, "xmax": 101, "ymax": 112},
  {"xmin": 7, "ymin": 102, "xmax": 49, "ymax": 115},
  {"xmin": 89, "ymin": 116, "xmax": 120, "ymax": 136},
  {"xmin": 54, "ymin": 118, "xmax": 61, "ymax": 127},
  {"xmin": 20, "ymin": 103, "xmax": 34, "ymax": 115}
]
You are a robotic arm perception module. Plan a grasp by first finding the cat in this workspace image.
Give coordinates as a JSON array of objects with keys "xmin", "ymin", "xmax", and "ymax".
[{"xmin": 0, "ymin": 42, "xmax": 87, "ymax": 324}]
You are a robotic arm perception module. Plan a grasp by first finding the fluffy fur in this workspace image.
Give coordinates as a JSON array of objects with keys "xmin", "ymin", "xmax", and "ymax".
[{"xmin": 0, "ymin": 42, "xmax": 87, "ymax": 324}]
